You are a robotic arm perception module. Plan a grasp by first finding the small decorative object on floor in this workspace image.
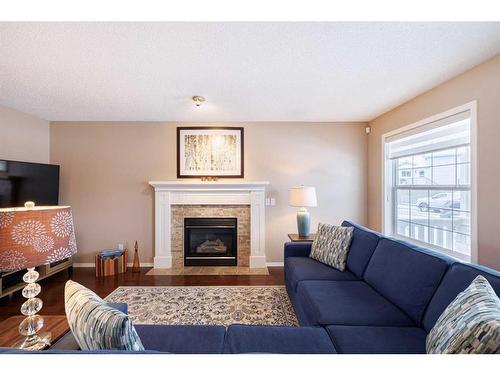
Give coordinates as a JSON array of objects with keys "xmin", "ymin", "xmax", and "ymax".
[
  {"xmin": 132, "ymin": 241, "xmax": 141, "ymax": 273},
  {"xmin": 289, "ymin": 186, "xmax": 317, "ymax": 237},
  {"xmin": 95, "ymin": 248, "xmax": 127, "ymax": 277},
  {"xmin": 0, "ymin": 203, "xmax": 77, "ymax": 350}
]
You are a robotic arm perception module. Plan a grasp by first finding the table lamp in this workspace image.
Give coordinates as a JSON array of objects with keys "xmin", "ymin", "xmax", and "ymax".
[
  {"xmin": 289, "ymin": 186, "xmax": 317, "ymax": 237},
  {"xmin": 0, "ymin": 202, "xmax": 77, "ymax": 350}
]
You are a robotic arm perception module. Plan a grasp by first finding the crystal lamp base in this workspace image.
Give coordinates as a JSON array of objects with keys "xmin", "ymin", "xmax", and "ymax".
[
  {"xmin": 16, "ymin": 268, "xmax": 52, "ymax": 351},
  {"xmin": 14, "ymin": 332, "xmax": 52, "ymax": 351}
]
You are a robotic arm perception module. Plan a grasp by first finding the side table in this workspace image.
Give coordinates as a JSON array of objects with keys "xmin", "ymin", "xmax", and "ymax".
[
  {"xmin": 0, "ymin": 315, "xmax": 69, "ymax": 350},
  {"xmin": 287, "ymin": 233, "xmax": 316, "ymax": 242}
]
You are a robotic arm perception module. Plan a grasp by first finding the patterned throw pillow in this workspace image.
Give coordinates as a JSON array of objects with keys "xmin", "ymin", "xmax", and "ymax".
[
  {"xmin": 426, "ymin": 275, "xmax": 500, "ymax": 354},
  {"xmin": 309, "ymin": 223, "xmax": 354, "ymax": 271},
  {"xmin": 65, "ymin": 280, "xmax": 144, "ymax": 351}
]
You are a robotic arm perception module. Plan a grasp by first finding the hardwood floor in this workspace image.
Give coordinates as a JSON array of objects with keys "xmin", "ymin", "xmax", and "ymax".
[{"xmin": 0, "ymin": 266, "xmax": 285, "ymax": 321}]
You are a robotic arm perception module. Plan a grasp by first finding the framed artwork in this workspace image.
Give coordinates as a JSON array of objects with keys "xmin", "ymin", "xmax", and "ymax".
[{"xmin": 177, "ymin": 127, "xmax": 244, "ymax": 178}]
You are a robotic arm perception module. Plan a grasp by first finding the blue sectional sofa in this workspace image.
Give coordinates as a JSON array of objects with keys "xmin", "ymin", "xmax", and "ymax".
[
  {"xmin": 284, "ymin": 220, "xmax": 500, "ymax": 353},
  {"xmin": 3, "ymin": 220, "xmax": 499, "ymax": 354}
]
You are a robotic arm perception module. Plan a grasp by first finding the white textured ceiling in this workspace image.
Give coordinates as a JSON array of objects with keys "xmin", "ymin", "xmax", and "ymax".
[{"xmin": 1, "ymin": 22, "xmax": 500, "ymax": 122}]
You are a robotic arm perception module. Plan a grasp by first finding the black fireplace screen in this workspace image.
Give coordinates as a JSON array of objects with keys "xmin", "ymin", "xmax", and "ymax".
[{"xmin": 184, "ymin": 217, "xmax": 237, "ymax": 266}]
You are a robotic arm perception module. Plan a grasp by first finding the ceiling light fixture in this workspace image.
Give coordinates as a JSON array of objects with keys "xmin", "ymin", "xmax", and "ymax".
[{"xmin": 192, "ymin": 96, "xmax": 205, "ymax": 107}]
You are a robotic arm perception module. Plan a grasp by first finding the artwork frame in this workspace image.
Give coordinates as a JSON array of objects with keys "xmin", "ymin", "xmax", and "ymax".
[{"xmin": 177, "ymin": 127, "xmax": 244, "ymax": 178}]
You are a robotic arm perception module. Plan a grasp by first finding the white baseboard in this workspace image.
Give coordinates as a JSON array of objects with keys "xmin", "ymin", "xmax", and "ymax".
[
  {"xmin": 265, "ymin": 262, "xmax": 284, "ymax": 267},
  {"xmin": 127, "ymin": 263, "xmax": 153, "ymax": 267},
  {"xmin": 73, "ymin": 263, "xmax": 154, "ymax": 268}
]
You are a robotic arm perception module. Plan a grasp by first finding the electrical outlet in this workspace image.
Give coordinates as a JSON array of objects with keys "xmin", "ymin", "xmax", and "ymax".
[
  {"xmin": 270, "ymin": 198, "xmax": 276, "ymax": 206},
  {"xmin": 118, "ymin": 243, "xmax": 124, "ymax": 251}
]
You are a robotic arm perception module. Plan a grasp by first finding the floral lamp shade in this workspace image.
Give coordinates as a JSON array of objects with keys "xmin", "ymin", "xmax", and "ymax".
[{"xmin": 0, "ymin": 206, "xmax": 77, "ymax": 272}]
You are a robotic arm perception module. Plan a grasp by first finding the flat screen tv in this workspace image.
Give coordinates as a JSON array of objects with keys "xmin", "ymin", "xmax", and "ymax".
[{"xmin": 0, "ymin": 160, "xmax": 60, "ymax": 208}]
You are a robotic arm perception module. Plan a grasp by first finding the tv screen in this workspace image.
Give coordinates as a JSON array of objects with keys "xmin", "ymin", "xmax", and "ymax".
[{"xmin": 0, "ymin": 160, "xmax": 60, "ymax": 208}]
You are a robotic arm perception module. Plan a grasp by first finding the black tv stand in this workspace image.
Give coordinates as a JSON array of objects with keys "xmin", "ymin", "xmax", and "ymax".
[{"xmin": 0, "ymin": 257, "xmax": 73, "ymax": 299}]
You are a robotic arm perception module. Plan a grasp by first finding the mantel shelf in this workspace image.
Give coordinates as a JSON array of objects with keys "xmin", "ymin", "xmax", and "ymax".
[{"xmin": 149, "ymin": 180, "xmax": 270, "ymax": 191}]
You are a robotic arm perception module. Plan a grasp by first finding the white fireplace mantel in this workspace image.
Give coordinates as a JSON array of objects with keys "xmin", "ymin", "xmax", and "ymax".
[{"xmin": 149, "ymin": 180, "xmax": 269, "ymax": 269}]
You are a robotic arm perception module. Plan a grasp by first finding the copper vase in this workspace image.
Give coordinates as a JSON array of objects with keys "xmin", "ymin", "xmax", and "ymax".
[{"xmin": 132, "ymin": 240, "xmax": 141, "ymax": 273}]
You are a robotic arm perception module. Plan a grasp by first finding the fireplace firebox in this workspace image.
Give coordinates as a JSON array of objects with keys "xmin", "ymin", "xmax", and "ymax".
[{"xmin": 184, "ymin": 217, "xmax": 237, "ymax": 266}]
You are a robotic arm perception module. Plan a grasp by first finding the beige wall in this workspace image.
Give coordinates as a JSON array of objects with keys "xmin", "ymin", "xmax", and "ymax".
[
  {"xmin": 368, "ymin": 54, "xmax": 500, "ymax": 269},
  {"xmin": 0, "ymin": 105, "xmax": 50, "ymax": 163},
  {"xmin": 50, "ymin": 122, "xmax": 368, "ymax": 264}
]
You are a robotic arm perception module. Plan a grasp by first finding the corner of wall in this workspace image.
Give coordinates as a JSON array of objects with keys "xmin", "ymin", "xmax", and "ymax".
[{"xmin": 0, "ymin": 105, "xmax": 50, "ymax": 164}]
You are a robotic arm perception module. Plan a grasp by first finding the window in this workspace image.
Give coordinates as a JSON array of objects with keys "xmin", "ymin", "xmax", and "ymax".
[{"xmin": 383, "ymin": 105, "xmax": 476, "ymax": 262}]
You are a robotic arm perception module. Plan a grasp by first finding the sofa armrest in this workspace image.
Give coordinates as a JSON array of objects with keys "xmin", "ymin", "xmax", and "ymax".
[{"xmin": 284, "ymin": 242, "xmax": 312, "ymax": 258}]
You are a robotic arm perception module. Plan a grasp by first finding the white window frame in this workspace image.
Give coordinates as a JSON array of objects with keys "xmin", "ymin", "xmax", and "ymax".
[{"xmin": 381, "ymin": 101, "xmax": 478, "ymax": 263}]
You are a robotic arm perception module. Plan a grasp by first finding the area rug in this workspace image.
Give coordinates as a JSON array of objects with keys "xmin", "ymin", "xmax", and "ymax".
[{"xmin": 105, "ymin": 286, "xmax": 298, "ymax": 327}]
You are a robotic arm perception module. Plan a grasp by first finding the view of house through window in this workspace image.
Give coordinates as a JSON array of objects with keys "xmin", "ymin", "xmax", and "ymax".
[{"xmin": 384, "ymin": 110, "xmax": 473, "ymax": 261}]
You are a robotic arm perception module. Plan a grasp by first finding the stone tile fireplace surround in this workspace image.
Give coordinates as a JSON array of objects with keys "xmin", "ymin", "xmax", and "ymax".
[
  {"xmin": 149, "ymin": 181, "xmax": 269, "ymax": 269},
  {"xmin": 172, "ymin": 205, "xmax": 249, "ymax": 267}
]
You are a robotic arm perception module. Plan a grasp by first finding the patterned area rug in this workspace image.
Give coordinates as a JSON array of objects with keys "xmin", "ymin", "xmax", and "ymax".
[{"xmin": 105, "ymin": 286, "xmax": 298, "ymax": 327}]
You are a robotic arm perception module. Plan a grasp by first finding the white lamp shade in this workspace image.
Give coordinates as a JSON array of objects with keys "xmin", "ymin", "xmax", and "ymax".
[{"xmin": 289, "ymin": 186, "xmax": 317, "ymax": 207}]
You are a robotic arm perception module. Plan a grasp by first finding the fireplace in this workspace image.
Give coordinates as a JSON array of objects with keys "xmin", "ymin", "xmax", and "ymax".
[{"xmin": 184, "ymin": 217, "xmax": 237, "ymax": 266}]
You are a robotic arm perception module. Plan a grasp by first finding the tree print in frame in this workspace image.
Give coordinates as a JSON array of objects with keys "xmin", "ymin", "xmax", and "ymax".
[{"xmin": 177, "ymin": 127, "xmax": 244, "ymax": 178}]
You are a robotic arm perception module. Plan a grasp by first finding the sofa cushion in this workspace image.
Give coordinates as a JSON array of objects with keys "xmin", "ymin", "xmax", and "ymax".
[
  {"xmin": 341, "ymin": 220, "xmax": 382, "ymax": 278},
  {"xmin": 135, "ymin": 325, "xmax": 226, "ymax": 354},
  {"xmin": 363, "ymin": 237, "xmax": 452, "ymax": 324},
  {"xmin": 426, "ymin": 275, "xmax": 500, "ymax": 354},
  {"xmin": 64, "ymin": 280, "xmax": 144, "ymax": 351},
  {"xmin": 423, "ymin": 262, "xmax": 500, "ymax": 332},
  {"xmin": 309, "ymin": 223, "xmax": 354, "ymax": 271},
  {"xmin": 326, "ymin": 325, "xmax": 427, "ymax": 354},
  {"xmin": 224, "ymin": 324, "xmax": 336, "ymax": 354},
  {"xmin": 296, "ymin": 280, "xmax": 414, "ymax": 327},
  {"xmin": 285, "ymin": 257, "xmax": 358, "ymax": 293}
]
